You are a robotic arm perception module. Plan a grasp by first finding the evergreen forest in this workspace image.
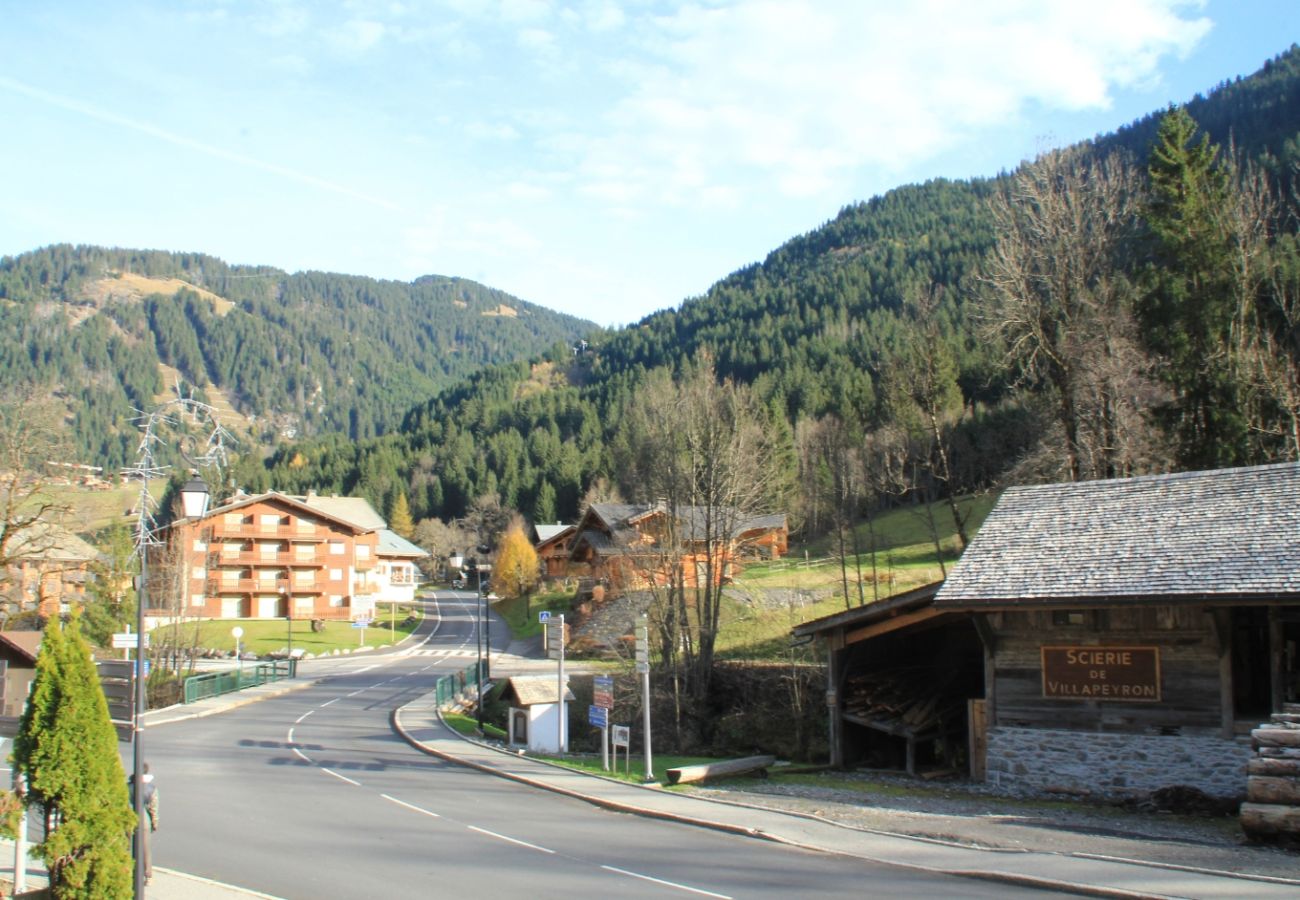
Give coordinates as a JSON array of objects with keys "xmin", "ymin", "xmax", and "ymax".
[{"xmin": 0, "ymin": 246, "xmax": 595, "ymax": 468}]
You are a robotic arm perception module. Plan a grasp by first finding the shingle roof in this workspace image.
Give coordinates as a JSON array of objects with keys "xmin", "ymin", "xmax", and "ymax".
[
  {"xmin": 935, "ymin": 462, "xmax": 1300, "ymax": 607},
  {"xmin": 505, "ymin": 676, "xmax": 576, "ymax": 706}
]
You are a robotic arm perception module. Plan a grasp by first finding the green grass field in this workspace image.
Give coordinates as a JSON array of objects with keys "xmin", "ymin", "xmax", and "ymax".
[{"xmin": 154, "ymin": 606, "xmax": 422, "ymax": 656}]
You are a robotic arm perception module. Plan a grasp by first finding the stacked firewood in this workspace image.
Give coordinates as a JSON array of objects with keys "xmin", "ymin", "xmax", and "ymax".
[
  {"xmin": 1240, "ymin": 703, "xmax": 1300, "ymax": 843},
  {"xmin": 842, "ymin": 671, "xmax": 961, "ymax": 732}
]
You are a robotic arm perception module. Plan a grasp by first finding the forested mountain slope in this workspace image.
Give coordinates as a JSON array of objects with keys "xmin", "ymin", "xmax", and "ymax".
[
  {"xmin": 252, "ymin": 45, "xmax": 1300, "ymax": 532},
  {"xmin": 0, "ymin": 245, "xmax": 595, "ymax": 466}
]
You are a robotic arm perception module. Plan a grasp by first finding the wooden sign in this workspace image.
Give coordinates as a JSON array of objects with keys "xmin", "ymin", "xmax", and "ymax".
[{"xmin": 1041, "ymin": 646, "xmax": 1161, "ymax": 702}]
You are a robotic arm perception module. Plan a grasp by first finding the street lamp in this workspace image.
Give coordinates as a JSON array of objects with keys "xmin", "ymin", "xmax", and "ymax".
[{"xmin": 126, "ymin": 394, "xmax": 225, "ymax": 900}]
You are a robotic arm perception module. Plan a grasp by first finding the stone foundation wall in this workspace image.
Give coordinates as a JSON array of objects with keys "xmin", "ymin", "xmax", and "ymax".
[{"xmin": 986, "ymin": 726, "xmax": 1252, "ymax": 799}]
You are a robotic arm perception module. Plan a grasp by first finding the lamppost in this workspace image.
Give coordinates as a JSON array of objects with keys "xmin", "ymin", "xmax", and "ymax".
[{"xmin": 125, "ymin": 393, "xmax": 226, "ymax": 899}]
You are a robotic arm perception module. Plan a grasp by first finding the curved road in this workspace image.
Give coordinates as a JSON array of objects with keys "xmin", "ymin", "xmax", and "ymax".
[{"xmin": 142, "ymin": 593, "xmax": 1045, "ymax": 898}]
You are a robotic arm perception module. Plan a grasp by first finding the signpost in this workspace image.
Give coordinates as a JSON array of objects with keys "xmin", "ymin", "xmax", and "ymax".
[
  {"xmin": 635, "ymin": 614, "xmax": 653, "ymax": 782},
  {"xmin": 612, "ymin": 724, "xmax": 631, "ymax": 775},
  {"xmin": 551, "ymin": 614, "xmax": 566, "ymax": 753},
  {"xmin": 352, "ymin": 618, "xmax": 370, "ymax": 647},
  {"xmin": 232, "ymin": 626, "xmax": 244, "ymax": 678},
  {"xmin": 593, "ymin": 674, "xmax": 614, "ymax": 770}
]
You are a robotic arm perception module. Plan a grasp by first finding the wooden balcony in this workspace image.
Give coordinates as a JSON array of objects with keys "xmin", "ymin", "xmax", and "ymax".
[
  {"xmin": 208, "ymin": 522, "xmax": 326, "ymax": 542},
  {"xmin": 208, "ymin": 551, "xmax": 324, "ymax": 567}
]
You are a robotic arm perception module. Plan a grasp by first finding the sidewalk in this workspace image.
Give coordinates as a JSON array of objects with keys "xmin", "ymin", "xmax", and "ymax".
[{"xmin": 392, "ymin": 690, "xmax": 1300, "ymax": 900}]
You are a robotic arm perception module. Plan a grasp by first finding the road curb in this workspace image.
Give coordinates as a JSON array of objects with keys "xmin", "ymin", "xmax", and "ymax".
[{"xmin": 390, "ymin": 696, "xmax": 1188, "ymax": 900}]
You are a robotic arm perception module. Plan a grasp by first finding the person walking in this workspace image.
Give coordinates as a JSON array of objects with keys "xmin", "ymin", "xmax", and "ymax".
[{"xmin": 128, "ymin": 762, "xmax": 160, "ymax": 884}]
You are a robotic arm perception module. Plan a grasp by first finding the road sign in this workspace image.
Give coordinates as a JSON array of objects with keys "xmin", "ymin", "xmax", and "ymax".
[
  {"xmin": 588, "ymin": 705, "xmax": 608, "ymax": 728},
  {"xmin": 635, "ymin": 620, "xmax": 649, "ymax": 664},
  {"xmin": 538, "ymin": 610, "xmax": 551, "ymax": 623},
  {"xmin": 593, "ymin": 674, "xmax": 613, "ymax": 709},
  {"xmin": 111, "ymin": 632, "xmax": 146, "ymax": 649},
  {"xmin": 612, "ymin": 725, "xmax": 630, "ymax": 748},
  {"xmin": 636, "ymin": 661, "xmax": 649, "ymax": 674},
  {"xmin": 352, "ymin": 620, "xmax": 370, "ymax": 629}
]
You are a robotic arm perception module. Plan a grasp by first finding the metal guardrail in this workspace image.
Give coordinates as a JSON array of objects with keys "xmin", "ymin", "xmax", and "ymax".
[
  {"xmin": 434, "ymin": 661, "xmax": 486, "ymax": 709},
  {"xmin": 182, "ymin": 659, "xmax": 297, "ymax": 704}
]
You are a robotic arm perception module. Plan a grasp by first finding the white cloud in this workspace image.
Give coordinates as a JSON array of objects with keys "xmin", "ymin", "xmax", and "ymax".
[
  {"xmin": 557, "ymin": 0, "xmax": 1211, "ymax": 207},
  {"xmin": 331, "ymin": 18, "xmax": 387, "ymax": 52}
]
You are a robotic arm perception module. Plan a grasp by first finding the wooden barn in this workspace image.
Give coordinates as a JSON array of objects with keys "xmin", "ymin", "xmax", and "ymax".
[{"xmin": 796, "ymin": 463, "xmax": 1300, "ymax": 800}]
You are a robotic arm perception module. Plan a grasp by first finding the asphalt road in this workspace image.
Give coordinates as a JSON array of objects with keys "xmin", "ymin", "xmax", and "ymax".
[{"xmin": 139, "ymin": 594, "xmax": 1050, "ymax": 898}]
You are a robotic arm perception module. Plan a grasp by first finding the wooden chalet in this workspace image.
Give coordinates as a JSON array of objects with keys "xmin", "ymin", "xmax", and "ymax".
[
  {"xmin": 569, "ymin": 502, "xmax": 788, "ymax": 595},
  {"xmin": 0, "ymin": 630, "xmax": 41, "ymax": 719},
  {"xmin": 532, "ymin": 523, "xmax": 577, "ymax": 579},
  {"xmin": 795, "ymin": 463, "xmax": 1300, "ymax": 800}
]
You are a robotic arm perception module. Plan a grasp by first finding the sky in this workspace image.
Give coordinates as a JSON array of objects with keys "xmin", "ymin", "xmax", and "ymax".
[{"xmin": 1, "ymin": 2, "xmax": 1297, "ymax": 327}]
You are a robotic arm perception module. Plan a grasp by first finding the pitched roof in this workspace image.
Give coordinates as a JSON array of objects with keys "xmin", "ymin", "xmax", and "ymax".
[
  {"xmin": 5, "ymin": 522, "xmax": 99, "ymax": 563},
  {"xmin": 204, "ymin": 491, "xmax": 373, "ymax": 533},
  {"xmin": 936, "ymin": 462, "xmax": 1300, "ymax": 607},
  {"xmin": 376, "ymin": 529, "xmax": 428, "ymax": 558},
  {"xmin": 294, "ymin": 494, "xmax": 387, "ymax": 531},
  {"xmin": 0, "ymin": 630, "xmax": 42, "ymax": 662},
  {"xmin": 504, "ymin": 675, "xmax": 576, "ymax": 706},
  {"xmin": 534, "ymin": 524, "xmax": 573, "ymax": 545}
]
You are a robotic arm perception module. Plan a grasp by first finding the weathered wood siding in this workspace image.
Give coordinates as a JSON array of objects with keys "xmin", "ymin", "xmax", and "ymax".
[{"xmin": 990, "ymin": 606, "xmax": 1224, "ymax": 735}]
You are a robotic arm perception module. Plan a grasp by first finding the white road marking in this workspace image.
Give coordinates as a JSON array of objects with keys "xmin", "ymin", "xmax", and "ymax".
[
  {"xmin": 287, "ymin": 727, "xmax": 295, "ymax": 743},
  {"xmin": 322, "ymin": 768, "xmax": 360, "ymax": 786},
  {"xmin": 601, "ymin": 866, "xmax": 732, "ymax": 899},
  {"xmin": 291, "ymin": 745, "xmax": 310, "ymax": 763},
  {"xmin": 294, "ymin": 710, "xmax": 314, "ymax": 724},
  {"xmin": 382, "ymin": 794, "xmax": 441, "ymax": 818},
  {"xmin": 467, "ymin": 825, "xmax": 555, "ymax": 854},
  {"xmin": 320, "ymin": 697, "xmax": 340, "ymax": 707}
]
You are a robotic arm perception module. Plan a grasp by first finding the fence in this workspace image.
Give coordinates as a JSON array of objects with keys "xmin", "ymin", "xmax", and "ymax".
[
  {"xmin": 183, "ymin": 660, "xmax": 297, "ymax": 704},
  {"xmin": 434, "ymin": 660, "xmax": 487, "ymax": 710}
]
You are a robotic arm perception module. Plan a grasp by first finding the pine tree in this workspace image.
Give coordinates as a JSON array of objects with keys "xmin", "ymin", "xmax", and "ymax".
[
  {"xmin": 494, "ymin": 523, "xmax": 540, "ymax": 600},
  {"xmin": 12, "ymin": 615, "xmax": 135, "ymax": 897},
  {"xmin": 1140, "ymin": 106, "xmax": 1250, "ymax": 467},
  {"xmin": 388, "ymin": 491, "xmax": 415, "ymax": 539}
]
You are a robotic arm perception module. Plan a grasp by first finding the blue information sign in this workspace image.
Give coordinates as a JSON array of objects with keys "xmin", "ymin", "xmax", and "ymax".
[
  {"xmin": 539, "ymin": 610, "xmax": 551, "ymax": 623},
  {"xmin": 588, "ymin": 705, "xmax": 609, "ymax": 728}
]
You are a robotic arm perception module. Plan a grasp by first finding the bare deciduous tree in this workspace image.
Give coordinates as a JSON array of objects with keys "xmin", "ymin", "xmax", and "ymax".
[
  {"xmin": 618, "ymin": 355, "xmax": 787, "ymax": 728},
  {"xmin": 983, "ymin": 147, "xmax": 1161, "ymax": 481}
]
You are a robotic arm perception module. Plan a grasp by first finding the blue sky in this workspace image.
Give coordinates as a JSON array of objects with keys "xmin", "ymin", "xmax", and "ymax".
[{"xmin": 1, "ymin": 2, "xmax": 1296, "ymax": 327}]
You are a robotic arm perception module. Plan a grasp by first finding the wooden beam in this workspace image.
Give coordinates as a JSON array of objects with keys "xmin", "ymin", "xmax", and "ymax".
[
  {"xmin": 1269, "ymin": 606, "xmax": 1284, "ymax": 714},
  {"xmin": 845, "ymin": 608, "xmax": 945, "ymax": 645},
  {"xmin": 971, "ymin": 613, "xmax": 997, "ymax": 653}
]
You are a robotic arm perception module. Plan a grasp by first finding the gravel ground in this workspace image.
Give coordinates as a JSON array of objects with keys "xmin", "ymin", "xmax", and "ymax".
[{"xmin": 684, "ymin": 771, "xmax": 1300, "ymax": 881}]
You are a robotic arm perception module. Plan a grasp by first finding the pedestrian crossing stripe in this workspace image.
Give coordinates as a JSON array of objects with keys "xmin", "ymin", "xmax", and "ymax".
[{"xmin": 405, "ymin": 648, "xmax": 477, "ymax": 658}]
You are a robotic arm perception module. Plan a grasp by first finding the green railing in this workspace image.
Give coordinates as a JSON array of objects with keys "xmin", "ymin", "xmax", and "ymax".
[
  {"xmin": 183, "ymin": 660, "xmax": 297, "ymax": 704},
  {"xmin": 434, "ymin": 660, "xmax": 486, "ymax": 710}
]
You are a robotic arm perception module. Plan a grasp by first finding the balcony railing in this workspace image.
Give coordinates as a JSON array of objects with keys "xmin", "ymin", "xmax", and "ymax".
[{"xmin": 209, "ymin": 551, "xmax": 323, "ymax": 567}]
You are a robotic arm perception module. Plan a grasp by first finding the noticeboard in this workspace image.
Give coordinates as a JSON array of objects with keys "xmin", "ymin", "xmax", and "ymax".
[
  {"xmin": 1041, "ymin": 646, "xmax": 1161, "ymax": 702},
  {"xmin": 612, "ymin": 725, "xmax": 630, "ymax": 748}
]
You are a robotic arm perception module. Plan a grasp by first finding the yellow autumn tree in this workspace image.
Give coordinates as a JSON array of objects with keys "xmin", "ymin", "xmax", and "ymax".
[{"xmin": 493, "ymin": 522, "xmax": 540, "ymax": 600}]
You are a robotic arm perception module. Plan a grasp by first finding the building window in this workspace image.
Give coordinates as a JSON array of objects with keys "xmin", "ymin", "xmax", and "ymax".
[
  {"xmin": 192, "ymin": 568, "xmax": 204, "ymax": 581},
  {"xmin": 192, "ymin": 538, "xmax": 207, "ymax": 552},
  {"xmin": 329, "ymin": 568, "xmax": 343, "ymax": 581},
  {"xmin": 1052, "ymin": 610, "xmax": 1087, "ymax": 627},
  {"xmin": 294, "ymin": 597, "xmax": 314, "ymax": 615},
  {"xmin": 356, "ymin": 545, "xmax": 371, "ymax": 560},
  {"xmin": 329, "ymin": 541, "xmax": 345, "ymax": 556},
  {"xmin": 191, "ymin": 594, "xmax": 205, "ymax": 607},
  {"xmin": 329, "ymin": 595, "xmax": 345, "ymax": 607}
]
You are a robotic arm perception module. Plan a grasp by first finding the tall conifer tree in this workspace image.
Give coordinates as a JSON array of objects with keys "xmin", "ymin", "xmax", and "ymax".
[
  {"xmin": 12, "ymin": 616, "xmax": 135, "ymax": 897},
  {"xmin": 1140, "ymin": 106, "xmax": 1250, "ymax": 467}
]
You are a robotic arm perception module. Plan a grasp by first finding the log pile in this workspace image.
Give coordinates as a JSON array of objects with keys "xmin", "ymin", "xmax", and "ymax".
[
  {"xmin": 841, "ymin": 670, "xmax": 963, "ymax": 734},
  {"xmin": 1240, "ymin": 703, "xmax": 1300, "ymax": 843}
]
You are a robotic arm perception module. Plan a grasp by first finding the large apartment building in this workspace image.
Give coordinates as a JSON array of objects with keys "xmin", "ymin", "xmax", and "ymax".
[{"xmin": 153, "ymin": 490, "xmax": 424, "ymax": 625}]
